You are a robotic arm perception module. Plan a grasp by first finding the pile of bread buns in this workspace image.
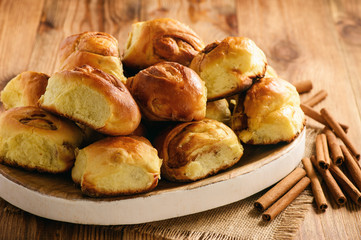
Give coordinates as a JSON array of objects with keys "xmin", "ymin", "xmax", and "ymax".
[{"xmin": 0, "ymin": 18, "xmax": 305, "ymax": 197}]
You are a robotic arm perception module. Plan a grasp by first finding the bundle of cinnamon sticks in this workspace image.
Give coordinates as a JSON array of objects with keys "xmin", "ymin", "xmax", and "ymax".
[{"xmin": 255, "ymin": 80, "xmax": 361, "ymax": 221}]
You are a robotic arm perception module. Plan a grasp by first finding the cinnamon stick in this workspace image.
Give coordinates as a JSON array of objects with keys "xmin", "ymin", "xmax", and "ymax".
[
  {"xmin": 321, "ymin": 134, "xmax": 331, "ymax": 169},
  {"xmin": 293, "ymin": 80, "xmax": 313, "ymax": 94},
  {"xmin": 303, "ymin": 90, "xmax": 328, "ymax": 107},
  {"xmin": 262, "ymin": 177, "xmax": 310, "ymax": 221},
  {"xmin": 320, "ymin": 108, "xmax": 360, "ymax": 159},
  {"xmin": 341, "ymin": 145, "xmax": 361, "ymax": 191},
  {"xmin": 254, "ymin": 167, "xmax": 306, "ymax": 212},
  {"xmin": 302, "ymin": 157, "xmax": 328, "ymax": 211},
  {"xmin": 325, "ymin": 128, "xmax": 344, "ymax": 165},
  {"xmin": 310, "ymin": 155, "xmax": 346, "ymax": 205},
  {"xmin": 329, "ymin": 163, "xmax": 361, "ymax": 205},
  {"xmin": 316, "ymin": 134, "xmax": 329, "ymax": 169},
  {"xmin": 300, "ymin": 104, "xmax": 349, "ymax": 133}
]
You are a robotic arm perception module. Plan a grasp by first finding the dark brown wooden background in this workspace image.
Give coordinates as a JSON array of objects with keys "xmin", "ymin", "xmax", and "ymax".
[{"xmin": 1, "ymin": 0, "xmax": 361, "ymax": 239}]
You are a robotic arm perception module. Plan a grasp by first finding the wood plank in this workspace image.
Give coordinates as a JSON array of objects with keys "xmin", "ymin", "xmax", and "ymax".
[
  {"xmin": 27, "ymin": 0, "xmax": 142, "ymax": 76},
  {"xmin": 139, "ymin": 0, "xmax": 238, "ymax": 44},
  {"xmin": 0, "ymin": 0, "xmax": 45, "ymax": 88},
  {"xmin": 329, "ymin": 0, "xmax": 361, "ymax": 124}
]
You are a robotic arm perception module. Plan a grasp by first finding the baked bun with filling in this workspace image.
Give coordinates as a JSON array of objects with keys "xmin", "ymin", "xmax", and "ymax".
[
  {"xmin": 127, "ymin": 62, "xmax": 206, "ymax": 121},
  {"xmin": 0, "ymin": 106, "xmax": 83, "ymax": 173},
  {"xmin": 205, "ymin": 98, "xmax": 231, "ymax": 125},
  {"xmin": 39, "ymin": 65, "xmax": 141, "ymax": 136},
  {"xmin": 154, "ymin": 118, "xmax": 243, "ymax": 182},
  {"xmin": 122, "ymin": 18, "xmax": 205, "ymax": 70},
  {"xmin": 71, "ymin": 136, "xmax": 162, "ymax": 197},
  {"xmin": 58, "ymin": 32, "xmax": 126, "ymax": 83},
  {"xmin": 1, "ymin": 71, "xmax": 49, "ymax": 110},
  {"xmin": 189, "ymin": 37, "xmax": 267, "ymax": 101},
  {"xmin": 237, "ymin": 77, "xmax": 305, "ymax": 144}
]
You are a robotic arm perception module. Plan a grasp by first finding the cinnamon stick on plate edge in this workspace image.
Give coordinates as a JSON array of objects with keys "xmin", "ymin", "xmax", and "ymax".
[
  {"xmin": 262, "ymin": 176, "xmax": 310, "ymax": 221},
  {"xmin": 302, "ymin": 157, "xmax": 328, "ymax": 211},
  {"xmin": 254, "ymin": 167, "xmax": 306, "ymax": 212},
  {"xmin": 310, "ymin": 155, "xmax": 346, "ymax": 205},
  {"xmin": 320, "ymin": 108, "xmax": 360, "ymax": 159}
]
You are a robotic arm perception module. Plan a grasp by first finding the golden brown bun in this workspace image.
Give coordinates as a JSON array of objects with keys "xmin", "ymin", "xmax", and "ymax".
[
  {"xmin": 189, "ymin": 37, "xmax": 267, "ymax": 101},
  {"xmin": 205, "ymin": 98, "xmax": 231, "ymax": 125},
  {"xmin": 39, "ymin": 65, "xmax": 141, "ymax": 136},
  {"xmin": 122, "ymin": 18, "xmax": 205, "ymax": 70},
  {"xmin": 71, "ymin": 136, "xmax": 162, "ymax": 197},
  {"xmin": 58, "ymin": 32, "xmax": 126, "ymax": 83},
  {"xmin": 0, "ymin": 71, "xmax": 49, "ymax": 110},
  {"xmin": 154, "ymin": 119, "xmax": 243, "ymax": 182},
  {"xmin": 237, "ymin": 77, "xmax": 305, "ymax": 144},
  {"xmin": 0, "ymin": 106, "xmax": 83, "ymax": 173},
  {"xmin": 127, "ymin": 62, "xmax": 206, "ymax": 121}
]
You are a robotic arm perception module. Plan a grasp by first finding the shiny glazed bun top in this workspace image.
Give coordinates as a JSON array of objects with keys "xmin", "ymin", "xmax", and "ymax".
[
  {"xmin": 58, "ymin": 31, "xmax": 126, "ymax": 82},
  {"xmin": 122, "ymin": 18, "xmax": 205, "ymax": 70},
  {"xmin": 127, "ymin": 62, "xmax": 207, "ymax": 122},
  {"xmin": 190, "ymin": 37, "xmax": 267, "ymax": 101},
  {"xmin": 237, "ymin": 77, "xmax": 305, "ymax": 144}
]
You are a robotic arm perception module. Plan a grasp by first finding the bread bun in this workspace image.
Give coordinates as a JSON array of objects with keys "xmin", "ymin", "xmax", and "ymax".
[
  {"xmin": 190, "ymin": 37, "xmax": 267, "ymax": 101},
  {"xmin": 0, "ymin": 106, "xmax": 83, "ymax": 173},
  {"xmin": 1, "ymin": 71, "xmax": 49, "ymax": 110},
  {"xmin": 58, "ymin": 32, "xmax": 126, "ymax": 83},
  {"xmin": 39, "ymin": 65, "xmax": 141, "ymax": 136},
  {"xmin": 122, "ymin": 18, "xmax": 205, "ymax": 70},
  {"xmin": 154, "ymin": 119, "xmax": 243, "ymax": 182},
  {"xmin": 71, "ymin": 136, "xmax": 162, "ymax": 197},
  {"xmin": 237, "ymin": 77, "xmax": 305, "ymax": 144},
  {"xmin": 127, "ymin": 62, "xmax": 206, "ymax": 121},
  {"xmin": 205, "ymin": 98, "xmax": 231, "ymax": 125}
]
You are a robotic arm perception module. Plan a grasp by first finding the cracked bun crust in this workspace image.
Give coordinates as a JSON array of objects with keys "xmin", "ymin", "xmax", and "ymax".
[
  {"xmin": 58, "ymin": 31, "xmax": 126, "ymax": 83},
  {"xmin": 127, "ymin": 62, "xmax": 207, "ymax": 121},
  {"xmin": 237, "ymin": 77, "xmax": 305, "ymax": 144},
  {"xmin": 39, "ymin": 65, "xmax": 141, "ymax": 136},
  {"xmin": 122, "ymin": 18, "xmax": 205, "ymax": 70},
  {"xmin": 0, "ymin": 106, "xmax": 83, "ymax": 173},
  {"xmin": 154, "ymin": 119, "xmax": 243, "ymax": 182},
  {"xmin": 189, "ymin": 37, "xmax": 267, "ymax": 101},
  {"xmin": 71, "ymin": 136, "xmax": 162, "ymax": 197},
  {"xmin": 1, "ymin": 71, "xmax": 49, "ymax": 110}
]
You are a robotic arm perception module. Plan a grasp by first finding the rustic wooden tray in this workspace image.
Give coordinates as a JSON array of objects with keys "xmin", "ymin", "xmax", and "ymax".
[{"xmin": 0, "ymin": 128, "xmax": 305, "ymax": 225}]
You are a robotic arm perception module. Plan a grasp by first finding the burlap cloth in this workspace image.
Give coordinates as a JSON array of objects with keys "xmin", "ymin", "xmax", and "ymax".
[{"xmin": 114, "ymin": 128, "xmax": 318, "ymax": 240}]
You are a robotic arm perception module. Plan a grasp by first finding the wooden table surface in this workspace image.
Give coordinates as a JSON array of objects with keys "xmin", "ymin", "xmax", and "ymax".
[{"xmin": 1, "ymin": 0, "xmax": 361, "ymax": 239}]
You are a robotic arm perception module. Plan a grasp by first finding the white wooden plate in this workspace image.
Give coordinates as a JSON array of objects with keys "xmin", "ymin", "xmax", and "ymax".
[{"xmin": 0, "ymin": 128, "xmax": 305, "ymax": 225}]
